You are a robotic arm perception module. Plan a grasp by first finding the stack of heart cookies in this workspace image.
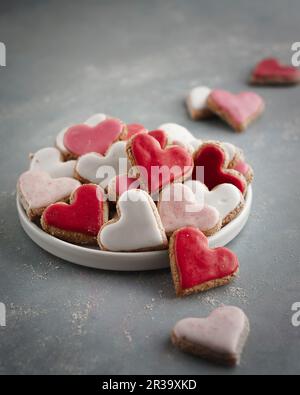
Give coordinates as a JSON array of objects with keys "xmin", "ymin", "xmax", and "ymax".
[{"xmin": 17, "ymin": 115, "xmax": 253, "ymax": 297}]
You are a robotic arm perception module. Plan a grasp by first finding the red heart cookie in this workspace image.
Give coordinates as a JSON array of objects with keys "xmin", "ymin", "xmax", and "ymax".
[
  {"xmin": 127, "ymin": 133, "xmax": 194, "ymax": 194},
  {"xmin": 169, "ymin": 227, "xmax": 239, "ymax": 296},
  {"xmin": 193, "ymin": 142, "xmax": 247, "ymax": 194},
  {"xmin": 251, "ymin": 58, "xmax": 300, "ymax": 85},
  {"xmin": 63, "ymin": 118, "xmax": 125, "ymax": 158},
  {"xmin": 41, "ymin": 184, "xmax": 108, "ymax": 245},
  {"xmin": 207, "ymin": 90, "xmax": 265, "ymax": 132}
]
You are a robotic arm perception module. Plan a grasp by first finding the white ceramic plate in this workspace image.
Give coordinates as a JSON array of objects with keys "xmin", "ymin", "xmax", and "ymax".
[{"xmin": 17, "ymin": 186, "xmax": 252, "ymax": 271}]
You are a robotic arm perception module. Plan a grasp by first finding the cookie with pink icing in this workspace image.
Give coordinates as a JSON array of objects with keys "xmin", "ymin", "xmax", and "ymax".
[
  {"xmin": 186, "ymin": 86, "xmax": 213, "ymax": 120},
  {"xmin": 75, "ymin": 141, "xmax": 129, "ymax": 188},
  {"xmin": 56, "ymin": 113, "xmax": 108, "ymax": 159},
  {"xmin": 185, "ymin": 180, "xmax": 244, "ymax": 226},
  {"xmin": 158, "ymin": 183, "xmax": 221, "ymax": 237},
  {"xmin": 207, "ymin": 90, "xmax": 265, "ymax": 132},
  {"xmin": 171, "ymin": 306, "xmax": 250, "ymax": 366},
  {"xmin": 98, "ymin": 189, "xmax": 168, "ymax": 252},
  {"xmin": 17, "ymin": 170, "xmax": 81, "ymax": 220},
  {"xmin": 107, "ymin": 174, "xmax": 140, "ymax": 202},
  {"xmin": 30, "ymin": 147, "xmax": 76, "ymax": 178}
]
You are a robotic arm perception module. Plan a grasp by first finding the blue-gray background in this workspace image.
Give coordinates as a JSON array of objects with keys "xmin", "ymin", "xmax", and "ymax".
[{"xmin": 0, "ymin": 0, "xmax": 299, "ymax": 375}]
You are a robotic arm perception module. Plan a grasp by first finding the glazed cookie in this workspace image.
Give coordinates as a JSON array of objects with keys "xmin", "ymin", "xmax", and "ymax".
[
  {"xmin": 185, "ymin": 180, "xmax": 244, "ymax": 226},
  {"xmin": 207, "ymin": 90, "xmax": 265, "ymax": 132},
  {"xmin": 127, "ymin": 133, "xmax": 194, "ymax": 194},
  {"xmin": 17, "ymin": 170, "xmax": 81, "ymax": 221},
  {"xmin": 171, "ymin": 306, "xmax": 250, "ymax": 366},
  {"xmin": 60, "ymin": 117, "xmax": 125, "ymax": 159},
  {"xmin": 98, "ymin": 189, "xmax": 168, "ymax": 252},
  {"xmin": 29, "ymin": 147, "xmax": 76, "ymax": 178},
  {"xmin": 251, "ymin": 58, "xmax": 300, "ymax": 85},
  {"xmin": 158, "ymin": 123, "xmax": 197, "ymax": 152},
  {"xmin": 158, "ymin": 183, "xmax": 221, "ymax": 237},
  {"xmin": 169, "ymin": 227, "xmax": 239, "ymax": 296},
  {"xmin": 186, "ymin": 86, "xmax": 213, "ymax": 120},
  {"xmin": 107, "ymin": 174, "xmax": 140, "ymax": 202},
  {"xmin": 193, "ymin": 142, "xmax": 247, "ymax": 194},
  {"xmin": 75, "ymin": 141, "xmax": 128, "ymax": 187},
  {"xmin": 232, "ymin": 159, "xmax": 254, "ymax": 185},
  {"xmin": 56, "ymin": 113, "xmax": 107, "ymax": 159},
  {"xmin": 41, "ymin": 184, "xmax": 108, "ymax": 245}
]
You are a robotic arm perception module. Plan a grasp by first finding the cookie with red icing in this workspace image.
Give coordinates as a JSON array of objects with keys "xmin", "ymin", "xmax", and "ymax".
[
  {"xmin": 17, "ymin": 170, "xmax": 81, "ymax": 221},
  {"xmin": 193, "ymin": 142, "xmax": 247, "ymax": 194},
  {"xmin": 207, "ymin": 90, "xmax": 265, "ymax": 132},
  {"xmin": 126, "ymin": 133, "xmax": 194, "ymax": 194},
  {"xmin": 62, "ymin": 118, "xmax": 126, "ymax": 159},
  {"xmin": 169, "ymin": 227, "xmax": 239, "ymax": 296},
  {"xmin": 41, "ymin": 184, "xmax": 108, "ymax": 245},
  {"xmin": 251, "ymin": 58, "xmax": 300, "ymax": 85}
]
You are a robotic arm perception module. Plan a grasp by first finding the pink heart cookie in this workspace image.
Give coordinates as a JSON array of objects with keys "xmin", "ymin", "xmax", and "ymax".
[
  {"xmin": 251, "ymin": 58, "xmax": 300, "ymax": 85},
  {"xmin": 17, "ymin": 170, "xmax": 81, "ymax": 220},
  {"xmin": 63, "ymin": 118, "xmax": 125, "ymax": 158},
  {"xmin": 171, "ymin": 306, "xmax": 250, "ymax": 366},
  {"xmin": 107, "ymin": 174, "xmax": 140, "ymax": 202},
  {"xmin": 207, "ymin": 90, "xmax": 265, "ymax": 132},
  {"xmin": 158, "ymin": 183, "xmax": 221, "ymax": 237}
]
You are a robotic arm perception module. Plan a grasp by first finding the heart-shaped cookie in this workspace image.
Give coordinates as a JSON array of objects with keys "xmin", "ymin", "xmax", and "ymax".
[
  {"xmin": 186, "ymin": 86, "xmax": 213, "ymax": 120},
  {"xmin": 63, "ymin": 118, "xmax": 125, "ymax": 158},
  {"xmin": 169, "ymin": 227, "xmax": 239, "ymax": 296},
  {"xmin": 107, "ymin": 174, "xmax": 140, "ymax": 202},
  {"xmin": 17, "ymin": 170, "xmax": 81, "ymax": 220},
  {"xmin": 251, "ymin": 58, "xmax": 300, "ymax": 85},
  {"xmin": 158, "ymin": 183, "xmax": 221, "ymax": 237},
  {"xmin": 75, "ymin": 141, "xmax": 128, "ymax": 187},
  {"xmin": 56, "ymin": 113, "xmax": 107, "ymax": 159},
  {"xmin": 30, "ymin": 147, "xmax": 76, "ymax": 178},
  {"xmin": 185, "ymin": 180, "xmax": 244, "ymax": 226},
  {"xmin": 148, "ymin": 130, "xmax": 168, "ymax": 149},
  {"xmin": 171, "ymin": 306, "xmax": 250, "ymax": 366},
  {"xmin": 193, "ymin": 142, "xmax": 247, "ymax": 194},
  {"xmin": 41, "ymin": 184, "xmax": 108, "ymax": 245},
  {"xmin": 232, "ymin": 159, "xmax": 254, "ymax": 185},
  {"xmin": 127, "ymin": 133, "xmax": 194, "ymax": 194},
  {"xmin": 207, "ymin": 90, "xmax": 265, "ymax": 132},
  {"xmin": 98, "ymin": 189, "xmax": 168, "ymax": 252}
]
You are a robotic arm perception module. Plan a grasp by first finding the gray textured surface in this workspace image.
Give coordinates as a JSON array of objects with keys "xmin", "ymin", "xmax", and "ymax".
[{"xmin": 0, "ymin": 0, "xmax": 300, "ymax": 375}]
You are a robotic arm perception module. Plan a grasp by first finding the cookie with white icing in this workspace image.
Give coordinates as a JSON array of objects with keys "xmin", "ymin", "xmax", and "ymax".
[
  {"xmin": 56, "ymin": 113, "xmax": 107, "ymax": 159},
  {"xmin": 171, "ymin": 306, "xmax": 250, "ymax": 366},
  {"xmin": 185, "ymin": 180, "xmax": 244, "ymax": 226},
  {"xmin": 17, "ymin": 170, "xmax": 81, "ymax": 221},
  {"xmin": 75, "ymin": 141, "xmax": 129, "ymax": 188},
  {"xmin": 158, "ymin": 183, "xmax": 221, "ymax": 237},
  {"xmin": 29, "ymin": 147, "xmax": 76, "ymax": 178},
  {"xmin": 98, "ymin": 189, "xmax": 168, "ymax": 252},
  {"xmin": 186, "ymin": 86, "xmax": 213, "ymax": 120}
]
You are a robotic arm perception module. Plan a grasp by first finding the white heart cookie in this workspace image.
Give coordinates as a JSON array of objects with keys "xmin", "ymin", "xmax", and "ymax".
[
  {"xmin": 98, "ymin": 189, "xmax": 168, "ymax": 252},
  {"xmin": 30, "ymin": 147, "xmax": 76, "ymax": 178},
  {"xmin": 56, "ymin": 113, "xmax": 107, "ymax": 157},
  {"xmin": 171, "ymin": 306, "xmax": 250, "ymax": 366},
  {"xmin": 158, "ymin": 123, "xmax": 198, "ymax": 152},
  {"xmin": 75, "ymin": 141, "xmax": 128, "ymax": 187},
  {"xmin": 186, "ymin": 86, "xmax": 212, "ymax": 120},
  {"xmin": 17, "ymin": 170, "xmax": 81, "ymax": 220},
  {"xmin": 158, "ymin": 183, "xmax": 221, "ymax": 236},
  {"xmin": 185, "ymin": 180, "xmax": 244, "ymax": 226}
]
